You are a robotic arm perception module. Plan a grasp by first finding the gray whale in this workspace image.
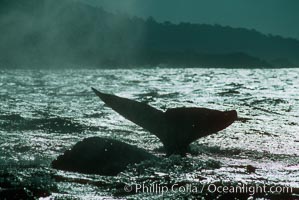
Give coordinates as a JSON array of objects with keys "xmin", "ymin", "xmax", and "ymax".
[{"xmin": 92, "ymin": 88, "xmax": 237, "ymax": 155}]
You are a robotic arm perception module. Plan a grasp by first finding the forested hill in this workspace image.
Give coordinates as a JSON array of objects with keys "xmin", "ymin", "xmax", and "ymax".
[{"xmin": 0, "ymin": 0, "xmax": 298, "ymax": 68}]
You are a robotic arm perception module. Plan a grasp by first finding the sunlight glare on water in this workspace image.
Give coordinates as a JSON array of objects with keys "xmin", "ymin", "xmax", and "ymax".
[{"xmin": 0, "ymin": 68, "xmax": 298, "ymax": 199}]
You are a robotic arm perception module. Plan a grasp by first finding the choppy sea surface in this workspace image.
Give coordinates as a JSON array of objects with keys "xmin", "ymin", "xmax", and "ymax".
[{"xmin": 0, "ymin": 68, "xmax": 298, "ymax": 199}]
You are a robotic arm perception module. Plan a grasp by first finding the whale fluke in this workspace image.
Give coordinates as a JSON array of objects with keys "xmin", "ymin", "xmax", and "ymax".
[
  {"xmin": 92, "ymin": 88, "xmax": 237, "ymax": 155},
  {"xmin": 52, "ymin": 137, "xmax": 156, "ymax": 175}
]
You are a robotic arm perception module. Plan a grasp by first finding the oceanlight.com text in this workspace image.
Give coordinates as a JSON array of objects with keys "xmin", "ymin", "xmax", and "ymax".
[{"xmin": 124, "ymin": 183, "xmax": 293, "ymax": 195}]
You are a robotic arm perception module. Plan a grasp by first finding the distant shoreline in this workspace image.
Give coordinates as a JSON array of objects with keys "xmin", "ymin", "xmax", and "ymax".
[{"xmin": 1, "ymin": 65, "xmax": 298, "ymax": 70}]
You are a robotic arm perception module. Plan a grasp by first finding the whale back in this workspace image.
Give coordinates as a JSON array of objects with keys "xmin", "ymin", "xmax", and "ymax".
[{"xmin": 52, "ymin": 137, "xmax": 156, "ymax": 175}]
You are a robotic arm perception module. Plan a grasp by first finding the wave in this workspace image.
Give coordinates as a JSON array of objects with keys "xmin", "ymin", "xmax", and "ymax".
[
  {"xmin": 250, "ymin": 98, "xmax": 288, "ymax": 106},
  {"xmin": 135, "ymin": 91, "xmax": 180, "ymax": 102},
  {"xmin": 217, "ymin": 89, "xmax": 240, "ymax": 96},
  {"xmin": 0, "ymin": 114, "xmax": 98, "ymax": 133}
]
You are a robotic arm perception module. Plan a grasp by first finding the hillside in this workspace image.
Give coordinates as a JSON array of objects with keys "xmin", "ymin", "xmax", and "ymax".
[{"xmin": 0, "ymin": 0, "xmax": 298, "ymax": 68}]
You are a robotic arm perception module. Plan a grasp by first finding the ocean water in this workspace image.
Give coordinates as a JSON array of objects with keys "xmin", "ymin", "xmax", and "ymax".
[{"xmin": 0, "ymin": 68, "xmax": 298, "ymax": 199}]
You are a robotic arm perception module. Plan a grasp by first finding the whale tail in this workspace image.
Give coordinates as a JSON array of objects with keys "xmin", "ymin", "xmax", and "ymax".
[{"xmin": 92, "ymin": 88, "xmax": 237, "ymax": 155}]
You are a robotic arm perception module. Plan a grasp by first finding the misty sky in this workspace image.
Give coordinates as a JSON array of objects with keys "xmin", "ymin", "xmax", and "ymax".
[{"xmin": 82, "ymin": 0, "xmax": 299, "ymax": 39}]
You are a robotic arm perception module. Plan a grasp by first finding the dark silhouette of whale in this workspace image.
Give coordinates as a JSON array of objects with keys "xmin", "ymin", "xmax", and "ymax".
[
  {"xmin": 92, "ymin": 88, "xmax": 237, "ymax": 155},
  {"xmin": 52, "ymin": 137, "xmax": 156, "ymax": 175}
]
